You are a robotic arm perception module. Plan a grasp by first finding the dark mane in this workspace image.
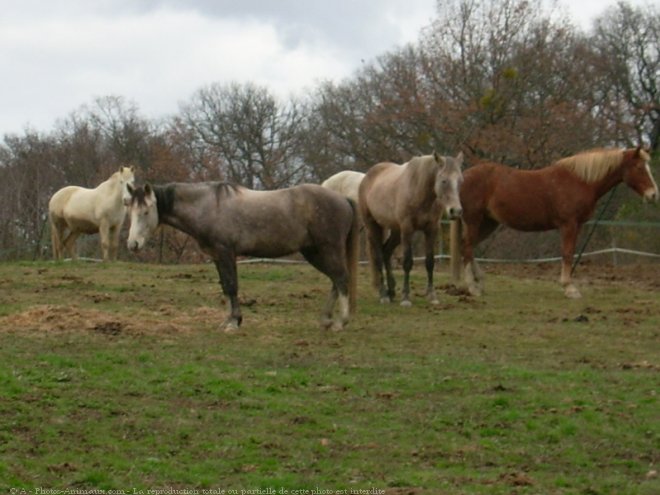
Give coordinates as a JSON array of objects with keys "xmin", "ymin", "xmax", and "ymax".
[
  {"xmin": 212, "ymin": 181, "xmax": 240, "ymax": 200},
  {"xmin": 153, "ymin": 185, "xmax": 176, "ymax": 221},
  {"xmin": 149, "ymin": 182, "xmax": 238, "ymax": 220}
]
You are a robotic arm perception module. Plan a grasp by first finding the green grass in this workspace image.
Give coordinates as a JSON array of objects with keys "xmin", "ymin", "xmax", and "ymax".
[{"xmin": 0, "ymin": 260, "xmax": 658, "ymax": 494}]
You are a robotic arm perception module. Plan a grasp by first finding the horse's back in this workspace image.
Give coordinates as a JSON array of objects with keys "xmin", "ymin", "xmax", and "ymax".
[
  {"xmin": 223, "ymin": 184, "xmax": 355, "ymax": 257},
  {"xmin": 322, "ymin": 171, "xmax": 365, "ymax": 203}
]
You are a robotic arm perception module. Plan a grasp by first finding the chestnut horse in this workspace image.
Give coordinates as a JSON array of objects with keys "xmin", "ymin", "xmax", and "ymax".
[
  {"xmin": 454, "ymin": 147, "xmax": 658, "ymax": 298},
  {"xmin": 127, "ymin": 182, "xmax": 359, "ymax": 332},
  {"xmin": 49, "ymin": 166, "xmax": 135, "ymax": 261},
  {"xmin": 359, "ymin": 152, "xmax": 464, "ymax": 306}
]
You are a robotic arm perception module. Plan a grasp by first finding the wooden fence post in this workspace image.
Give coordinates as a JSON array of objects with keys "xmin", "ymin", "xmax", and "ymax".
[{"xmin": 449, "ymin": 219, "xmax": 461, "ymax": 283}]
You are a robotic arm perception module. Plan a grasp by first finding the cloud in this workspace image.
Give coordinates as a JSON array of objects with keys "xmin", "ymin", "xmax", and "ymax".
[{"xmin": 0, "ymin": 0, "xmax": 435, "ymax": 135}]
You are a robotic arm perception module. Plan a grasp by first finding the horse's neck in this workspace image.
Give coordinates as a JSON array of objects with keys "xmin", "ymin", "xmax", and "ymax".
[
  {"xmin": 590, "ymin": 165, "xmax": 624, "ymax": 200},
  {"xmin": 155, "ymin": 184, "xmax": 206, "ymax": 237},
  {"xmin": 96, "ymin": 175, "xmax": 121, "ymax": 197},
  {"xmin": 404, "ymin": 160, "xmax": 438, "ymax": 203}
]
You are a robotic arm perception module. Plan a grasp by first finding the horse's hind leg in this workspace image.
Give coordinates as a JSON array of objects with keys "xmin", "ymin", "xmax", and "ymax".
[
  {"xmin": 301, "ymin": 246, "xmax": 350, "ymax": 331},
  {"xmin": 364, "ymin": 218, "xmax": 391, "ymax": 303},
  {"xmin": 62, "ymin": 232, "xmax": 80, "ymax": 260},
  {"xmin": 50, "ymin": 218, "xmax": 63, "ymax": 260},
  {"xmin": 320, "ymin": 284, "xmax": 348, "ymax": 331}
]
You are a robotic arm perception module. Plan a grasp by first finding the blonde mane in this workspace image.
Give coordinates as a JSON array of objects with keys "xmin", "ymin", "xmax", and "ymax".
[{"xmin": 555, "ymin": 148, "xmax": 635, "ymax": 183}]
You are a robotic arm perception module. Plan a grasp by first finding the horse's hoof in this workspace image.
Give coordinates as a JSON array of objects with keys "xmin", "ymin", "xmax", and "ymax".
[
  {"xmin": 221, "ymin": 321, "xmax": 240, "ymax": 333},
  {"xmin": 564, "ymin": 286, "xmax": 582, "ymax": 299},
  {"xmin": 468, "ymin": 285, "xmax": 482, "ymax": 297},
  {"xmin": 379, "ymin": 297, "xmax": 391, "ymax": 304},
  {"xmin": 330, "ymin": 322, "xmax": 345, "ymax": 332},
  {"xmin": 320, "ymin": 317, "xmax": 334, "ymax": 330},
  {"xmin": 428, "ymin": 297, "xmax": 440, "ymax": 305},
  {"xmin": 400, "ymin": 300, "xmax": 412, "ymax": 307}
]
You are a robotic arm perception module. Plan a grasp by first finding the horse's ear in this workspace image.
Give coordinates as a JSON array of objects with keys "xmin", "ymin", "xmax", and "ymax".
[
  {"xmin": 127, "ymin": 183, "xmax": 135, "ymax": 195},
  {"xmin": 144, "ymin": 183, "xmax": 153, "ymax": 196},
  {"xmin": 635, "ymin": 146, "xmax": 642, "ymax": 157},
  {"xmin": 456, "ymin": 151, "xmax": 464, "ymax": 165},
  {"xmin": 433, "ymin": 151, "xmax": 446, "ymax": 166}
]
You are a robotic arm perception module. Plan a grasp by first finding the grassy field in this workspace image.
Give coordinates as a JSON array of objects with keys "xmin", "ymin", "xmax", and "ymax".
[{"xmin": 0, "ymin": 259, "xmax": 658, "ymax": 494}]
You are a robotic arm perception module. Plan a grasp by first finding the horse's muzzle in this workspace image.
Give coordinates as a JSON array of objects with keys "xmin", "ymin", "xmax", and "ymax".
[
  {"xmin": 447, "ymin": 206, "xmax": 463, "ymax": 219},
  {"xmin": 644, "ymin": 188, "xmax": 659, "ymax": 202},
  {"xmin": 127, "ymin": 240, "xmax": 141, "ymax": 252}
]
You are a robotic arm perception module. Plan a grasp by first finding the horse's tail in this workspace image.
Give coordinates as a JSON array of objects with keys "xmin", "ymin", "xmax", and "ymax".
[
  {"xmin": 49, "ymin": 210, "xmax": 61, "ymax": 260},
  {"xmin": 449, "ymin": 219, "xmax": 462, "ymax": 283},
  {"xmin": 346, "ymin": 198, "xmax": 360, "ymax": 314}
]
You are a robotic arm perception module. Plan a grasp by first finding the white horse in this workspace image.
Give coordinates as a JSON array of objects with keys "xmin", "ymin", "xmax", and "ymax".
[
  {"xmin": 321, "ymin": 170, "xmax": 365, "ymax": 204},
  {"xmin": 49, "ymin": 166, "xmax": 135, "ymax": 261}
]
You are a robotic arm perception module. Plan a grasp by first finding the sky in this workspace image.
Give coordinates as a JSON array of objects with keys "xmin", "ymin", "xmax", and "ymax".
[{"xmin": 0, "ymin": 0, "xmax": 651, "ymax": 137}]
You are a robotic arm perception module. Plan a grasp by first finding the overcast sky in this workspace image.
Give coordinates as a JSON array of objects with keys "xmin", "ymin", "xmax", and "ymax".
[{"xmin": 0, "ymin": 0, "xmax": 649, "ymax": 137}]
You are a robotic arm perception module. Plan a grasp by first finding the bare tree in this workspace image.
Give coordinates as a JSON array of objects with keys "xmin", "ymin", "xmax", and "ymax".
[
  {"xmin": 419, "ymin": 0, "xmax": 605, "ymax": 166},
  {"xmin": 592, "ymin": 1, "xmax": 660, "ymax": 151},
  {"xmin": 178, "ymin": 82, "xmax": 308, "ymax": 189}
]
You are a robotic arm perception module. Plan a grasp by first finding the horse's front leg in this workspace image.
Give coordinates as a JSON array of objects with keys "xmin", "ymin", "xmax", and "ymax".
[
  {"xmin": 560, "ymin": 223, "xmax": 582, "ymax": 298},
  {"xmin": 462, "ymin": 221, "xmax": 483, "ymax": 296},
  {"xmin": 400, "ymin": 229, "xmax": 414, "ymax": 307},
  {"xmin": 423, "ymin": 228, "xmax": 440, "ymax": 304},
  {"xmin": 213, "ymin": 253, "xmax": 242, "ymax": 332},
  {"xmin": 109, "ymin": 224, "xmax": 121, "ymax": 261},
  {"xmin": 382, "ymin": 230, "xmax": 400, "ymax": 303},
  {"xmin": 98, "ymin": 220, "xmax": 111, "ymax": 261}
]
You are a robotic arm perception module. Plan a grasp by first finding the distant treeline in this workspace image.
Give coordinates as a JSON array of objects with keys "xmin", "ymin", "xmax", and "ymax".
[{"xmin": 1, "ymin": 0, "xmax": 658, "ymax": 260}]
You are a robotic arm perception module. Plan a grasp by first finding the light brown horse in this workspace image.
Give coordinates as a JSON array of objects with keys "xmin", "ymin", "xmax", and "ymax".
[
  {"xmin": 127, "ymin": 182, "xmax": 359, "ymax": 332},
  {"xmin": 359, "ymin": 152, "xmax": 464, "ymax": 306},
  {"xmin": 454, "ymin": 147, "xmax": 658, "ymax": 298},
  {"xmin": 49, "ymin": 166, "xmax": 135, "ymax": 261}
]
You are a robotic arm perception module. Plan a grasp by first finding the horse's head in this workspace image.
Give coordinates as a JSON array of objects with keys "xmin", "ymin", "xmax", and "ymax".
[
  {"xmin": 623, "ymin": 147, "xmax": 658, "ymax": 202},
  {"xmin": 118, "ymin": 165, "xmax": 136, "ymax": 206},
  {"xmin": 127, "ymin": 183, "xmax": 159, "ymax": 252},
  {"xmin": 433, "ymin": 151, "xmax": 464, "ymax": 219}
]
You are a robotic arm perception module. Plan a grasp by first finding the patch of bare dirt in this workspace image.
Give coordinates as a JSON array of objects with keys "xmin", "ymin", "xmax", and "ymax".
[{"xmin": 0, "ymin": 304, "xmax": 227, "ymax": 335}]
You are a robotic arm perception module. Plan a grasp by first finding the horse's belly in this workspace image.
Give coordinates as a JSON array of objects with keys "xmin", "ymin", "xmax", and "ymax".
[
  {"xmin": 238, "ymin": 231, "xmax": 308, "ymax": 258},
  {"xmin": 66, "ymin": 218, "xmax": 99, "ymax": 234},
  {"xmin": 489, "ymin": 201, "xmax": 554, "ymax": 231}
]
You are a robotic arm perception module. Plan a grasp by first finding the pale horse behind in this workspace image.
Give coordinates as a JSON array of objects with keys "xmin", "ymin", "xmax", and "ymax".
[
  {"xmin": 321, "ymin": 170, "xmax": 365, "ymax": 204},
  {"xmin": 48, "ymin": 166, "xmax": 135, "ymax": 261}
]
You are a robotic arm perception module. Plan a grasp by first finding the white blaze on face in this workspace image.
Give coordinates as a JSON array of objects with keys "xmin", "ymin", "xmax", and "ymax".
[
  {"xmin": 122, "ymin": 179, "xmax": 135, "ymax": 206},
  {"xmin": 127, "ymin": 189, "xmax": 158, "ymax": 251},
  {"xmin": 435, "ymin": 151, "xmax": 464, "ymax": 219},
  {"xmin": 643, "ymin": 162, "xmax": 659, "ymax": 201}
]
